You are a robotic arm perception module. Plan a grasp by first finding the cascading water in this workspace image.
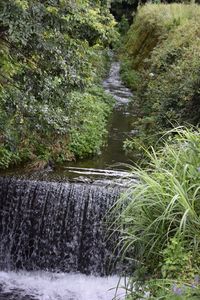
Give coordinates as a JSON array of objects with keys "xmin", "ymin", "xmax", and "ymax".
[
  {"xmin": 0, "ymin": 177, "xmax": 125, "ymax": 300},
  {"xmin": 0, "ymin": 177, "xmax": 120, "ymax": 275},
  {"xmin": 0, "ymin": 61, "xmax": 133, "ymax": 299}
]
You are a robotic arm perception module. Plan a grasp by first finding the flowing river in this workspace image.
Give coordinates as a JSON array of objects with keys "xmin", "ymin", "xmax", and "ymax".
[{"xmin": 0, "ymin": 62, "xmax": 135, "ymax": 299}]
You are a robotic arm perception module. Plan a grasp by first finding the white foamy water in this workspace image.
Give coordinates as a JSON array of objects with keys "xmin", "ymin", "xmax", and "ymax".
[{"xmin": 0, "ymin": 271, "xmax": 126, "ymax": 300}]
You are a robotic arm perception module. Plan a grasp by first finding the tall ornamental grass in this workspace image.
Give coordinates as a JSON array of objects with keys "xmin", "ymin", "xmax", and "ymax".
[{"xmin": 117, "ymin": 127, "xmax": 200, "ymax": 277}]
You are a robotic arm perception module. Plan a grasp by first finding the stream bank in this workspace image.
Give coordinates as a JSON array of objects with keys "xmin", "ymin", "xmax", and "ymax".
[{"xmin": 1, "ymin": 62, "xmax": 138, "ymax": 181}]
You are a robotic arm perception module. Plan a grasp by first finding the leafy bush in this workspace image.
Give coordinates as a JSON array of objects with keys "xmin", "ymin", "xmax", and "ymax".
[
  {"xmin": 120, "ymin": 59, "xmax": 140, "ymax": 91},
  {"xmin": 68, "ymin": 87, "xmax": 114, "ymax": 158},
  {"xmin": 0, "ymin": 0, "xmax": 118, "ymax": 169},
  {"xmin": 0, "ymin": 147, "xmax": 19, "ymax": 169}
]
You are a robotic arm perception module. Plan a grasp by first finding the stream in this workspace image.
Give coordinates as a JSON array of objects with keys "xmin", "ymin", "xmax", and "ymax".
[
  {"xmin": 0, "ymin": 62, "xmax": 135, "ymax": 299},
  {"xmin": 66, "ymin": 62, "xmax": 135, "ymax": 169},
  {"xmin": 1, "ymin": 62, "xmax": 137, "ymax": 181}
]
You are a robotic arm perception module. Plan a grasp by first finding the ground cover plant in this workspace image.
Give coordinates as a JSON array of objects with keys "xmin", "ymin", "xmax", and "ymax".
[
  {"xmin": 0, "ymin": 0, "xmax": 117, "ymax": 169},
  {"xmin": 115, "ymin": 127, "xmax": 200, "ymax": 299}
]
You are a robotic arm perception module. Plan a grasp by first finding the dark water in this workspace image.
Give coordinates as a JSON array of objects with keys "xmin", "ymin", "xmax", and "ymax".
[{"xmin": 0, "ymin": 62, "xmax": 134, "ymax": 299}]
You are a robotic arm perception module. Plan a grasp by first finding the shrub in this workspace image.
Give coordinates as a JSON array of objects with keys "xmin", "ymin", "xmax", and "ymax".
[
  {"xmin": 0, "ymin": 0, "xmax": 118, "ymax": 168},
  {"xmin": 68, "ymin": 87, "xmax": 114, "ymax": 158},
  {"xmin": 120, "ymin": 59, "xmax": 140, "ymax": 91}
]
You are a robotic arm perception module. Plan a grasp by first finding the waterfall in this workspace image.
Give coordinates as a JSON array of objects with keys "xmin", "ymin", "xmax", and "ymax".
[{"xmin": 0, "ymin": 177, "xmax": 121, "ymax": 276}]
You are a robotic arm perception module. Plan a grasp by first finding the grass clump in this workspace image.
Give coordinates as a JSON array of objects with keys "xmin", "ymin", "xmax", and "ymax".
[{"xmin": 115, "ymin": 127, "xmax": 200, "ymax": 299}]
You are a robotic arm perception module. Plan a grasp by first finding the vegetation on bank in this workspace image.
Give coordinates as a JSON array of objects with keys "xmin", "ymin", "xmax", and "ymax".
[
  {"xmin": 116, "ymin": 128, "xmax": 200, "ymax": 299},
  {"xmin": 119, "ymin": 3, "xmax": 200, "ymax": 152},
  {"xmin": 115, "ymin": 4, "xmax": 200, "ymax": 298},
  {"xmin": 0, "ymin": 0, "xmax": 117, "ymax": 169}
]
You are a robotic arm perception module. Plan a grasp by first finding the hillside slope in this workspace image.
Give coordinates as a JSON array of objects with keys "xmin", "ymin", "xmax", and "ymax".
[{"xmin": 120, "ymin": 3, "xmax": 200, "ymax": 145}]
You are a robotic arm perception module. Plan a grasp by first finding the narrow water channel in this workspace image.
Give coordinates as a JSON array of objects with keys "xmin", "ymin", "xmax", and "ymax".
[
  {"xmin": 63, "ymin": 62, "xmax": 136, "ymax": 176},
  {"xmin": 71, "ymin": 62, "xmax": 134, "ymax": 168},
  {"xmin": 51, "ymin": 61, "xmax": 137, "ymax": 181}
]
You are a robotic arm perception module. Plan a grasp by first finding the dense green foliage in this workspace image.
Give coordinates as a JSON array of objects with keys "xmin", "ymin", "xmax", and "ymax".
[
  {"xmin": 120, "ymin": 58, "xmax": 140, "ymax": 90},
  {"xmin": 120, "ymin": 4, "xmax": 200, "ymax": 150},
  {"xmin": 68, "ymin": 87, "xmax": 114, "ymax": 158},
  {"xmin": 0, "ymin": 0, "xmax": 117, "ymax": 169},
  {"xmin": 116, "ymin": 128, "xmax": 200, "ymax": 299}
]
